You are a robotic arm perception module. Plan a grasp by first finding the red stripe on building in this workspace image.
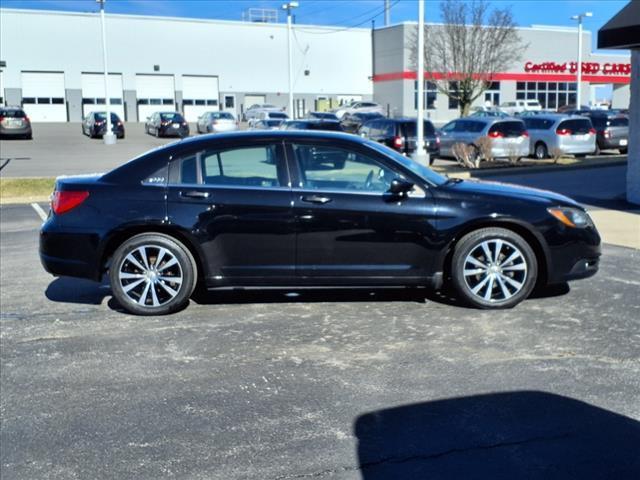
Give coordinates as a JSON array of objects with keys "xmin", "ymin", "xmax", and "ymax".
[{"xmin": 372, "ymin": 71, "xmax": 631, "ymax": 84}]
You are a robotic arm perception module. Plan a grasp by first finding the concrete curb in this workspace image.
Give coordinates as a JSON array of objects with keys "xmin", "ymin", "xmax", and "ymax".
[{"xmin": 435, "ymin": 157, "xmax": 627, "ymax": 179}]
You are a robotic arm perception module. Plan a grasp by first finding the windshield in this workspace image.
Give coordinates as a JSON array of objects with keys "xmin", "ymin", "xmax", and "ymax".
[
  {"xmin": 212, "ymin": 112, "xmax": 234, "ymax": 120},
  {"xmin": 95, "ymin": 112, "xmax": 121, "ymax": 122},
  {"xmin": 160, "ymin": 113, "xmax": 184, "ymax": 121},
  {"xmin": 0, "ymin": 109, "xmax": 27, "ymax": 118},
  {"xmin": 364, "ymin": 139, "xmax": 447, "ymax": 186}
]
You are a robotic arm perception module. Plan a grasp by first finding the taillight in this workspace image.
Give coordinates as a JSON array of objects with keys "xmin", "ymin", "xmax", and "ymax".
[
  {"xmin": 393, "ymin": 136, "xmax": 404, "ymax": 149},
  {"xmin": 522, "ymin": 130, "xmax": 529, "ymax": 138},
  {"xmin": 117, "ymin": 121, "xmax": 122, "ymax": 126},
  {"xmin": 436, "ymin": 136, "xmax": 440, "ymax": 145},
  {"xmin": 556, "ymin": 128, "xmax": 572, "ymax": 136},
  {"xmin": 95, "ymin": 120, "xmax": 104, "ymax": 126},
  {"xmin": 24, "ymin": 116, "xmax": 31, "ymax": 123},
  {"xmin": 161, "ymin": 121, "xmax": 169, "ymax": 126},
  {"xmin": 182, "ymin": 122, "xmax": 187, "ymax": 126},
  {"xmin": 51, "ymin": 191, "xmax": 89, "ymax": 215},
  {"xmin": 603, "ymin": 130, "xmax": 611, "ymax": 138},
  {"xmin": 0, "ymin": 116, "xmax": 4, "ymax": 122},
  {"xmin": 588, "ymin": 128, "xmax": 596, "ymax": 135},
  {"xmin": 488, "ymin": 130, "xmax": 504, "ymax": 138}
]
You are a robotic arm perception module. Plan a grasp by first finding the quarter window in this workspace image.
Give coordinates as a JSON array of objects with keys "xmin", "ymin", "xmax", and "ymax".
[{"xmin": 292, "ymin": 144, "xmax": 399, "ymax": 193}]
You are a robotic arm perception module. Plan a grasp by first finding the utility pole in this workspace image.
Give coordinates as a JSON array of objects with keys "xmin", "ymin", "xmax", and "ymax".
[
  {"xmin": 282, "ymin": 2, "xmax": 298, "ymax": 119},
  {"xmin": 384, "ymin": 0, "xmax": 390, "ymax": 26},
  {"xmin": 412, "ymin": 0, "xmax": 428, "ymax": 165},
  {"xmin": 571, "ymin": 11, "xmax": 592, "ymax": 109},
  {"xmin": 97, "ymin": 0, "xmax": 116, "ymax": 144}
]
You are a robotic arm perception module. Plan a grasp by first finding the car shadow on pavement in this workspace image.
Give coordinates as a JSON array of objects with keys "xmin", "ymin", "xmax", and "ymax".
[
  {"xmin": 45, "ymin": 276, "xmax": 111, "ymax": 305},
  {"xmin": 354, "ymin": 391, "xmax": 640, "ymax": 480}
]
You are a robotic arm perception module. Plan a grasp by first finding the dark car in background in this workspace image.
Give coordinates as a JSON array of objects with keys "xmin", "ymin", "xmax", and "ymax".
[
  {"xmin": 40, "ymin": 131, "xmax": 600, "ymax": 316},
  {"xmin": 359, "ymin": 118, "xmax": 439, "ymax": 161},
  {"xmin": 82, "ymin": 112, "xmax": 125, "ymax": 139},
  {"xmin": 0, "ymin": 107, "xmax": 32, "ymax": 139},
  {"xmin": 584, "ymin": 113, "xmax": 628, "ymax": 154},
  {"xmin": 340, "ymin": 112, "xmax": 384, "ymax": 133},
  {"xmin": 281, "ymin": 119, "xmax": 343, "ymax": 132},
  {"xmin": 145, "ymin": 112, "xmax": 189, "ymax": 138},
  {"xmin": 307, "ymin": 111, "xmax": 339, "ymax": 121}
]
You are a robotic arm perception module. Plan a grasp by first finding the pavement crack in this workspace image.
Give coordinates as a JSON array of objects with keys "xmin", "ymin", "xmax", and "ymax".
[{"xmin": 274, "ymin": 432, "xmax": 573, "ymax": 479}]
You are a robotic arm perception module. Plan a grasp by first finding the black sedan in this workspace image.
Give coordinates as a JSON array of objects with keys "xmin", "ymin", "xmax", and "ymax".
[
  {"xmin": 340, "ymin": 112, "xmax": 384, "ymax": 133},
  {"xmin": 82, "ymin": 111, "xmax": 125, "ymax": 139},
  {"xmin": 280, "ymin": 119, "xmax": 343, "ymax": 132},
  {"xmin": 40, "ymin": 131, "xmax": 600, "ymax": 315},
  {"xmin": 359, "ymin": 118, "xmax": 440, "ymax": 161},
  {"xmin": 145, "ymin": 112, "xmax": 189, "ymax": 138}
]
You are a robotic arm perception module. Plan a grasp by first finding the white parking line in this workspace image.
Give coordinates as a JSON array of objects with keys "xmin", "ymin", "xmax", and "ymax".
[{"xmin": 31, "ymin": 203, "xmax": 48, "ymax": 222}]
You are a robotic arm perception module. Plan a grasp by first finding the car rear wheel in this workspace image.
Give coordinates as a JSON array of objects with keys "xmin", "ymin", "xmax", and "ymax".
[
  {"xmin": 451, "ymin": 227, "xmax": 537, "ymax": 309},
  {"xmin": 109, "ymin": 233, "xmax": 197, "ymax": 315},
  {"xmin": 620, "ymin": 148, "xmax": 627, "ymax": 155},
  {"xmin": 534, "ymin": 142, "xmax": 548, "ymax": 160}
]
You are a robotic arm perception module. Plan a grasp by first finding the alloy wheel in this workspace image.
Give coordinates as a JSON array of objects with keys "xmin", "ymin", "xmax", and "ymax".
[
  {"xmin": 118, "ymin": 245, "xmax": 183, "ymax": 307},
  {"xmin": 463, "ymin": 239, "xmax": 528, "ymax": 302}
]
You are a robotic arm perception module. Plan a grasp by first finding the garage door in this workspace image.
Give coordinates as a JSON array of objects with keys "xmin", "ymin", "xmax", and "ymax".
[
  {"xmin": 21, "ymin": 72, "xmax": 67, "ymax": 122},
  {"xmin": 244, "ymin": 94, "xmax": 266, "ymax": 110},
  {"xmin": 81, "ymin": 73, "xmax": 125, "ymax": 120},
  {"xmin": 182, "ymin": 75, "xmax": 219, "ymax": 122},
  {"xmin": 136, "ymin": 74, "xmax": 175, "ymax": 122}
]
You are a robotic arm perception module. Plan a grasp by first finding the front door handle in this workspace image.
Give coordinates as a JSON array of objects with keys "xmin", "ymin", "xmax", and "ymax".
[
  {"xmin": 301, "ymin": 195, "xmax": 332, "ymax": 204},
  {"xmin": 180, "ymin": 190, "xmax": 210, "ymax": 199}
]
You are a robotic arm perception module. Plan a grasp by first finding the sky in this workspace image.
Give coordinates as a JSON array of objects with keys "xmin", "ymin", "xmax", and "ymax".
[{"xmin": 0, "ymin": 0, "xmax": 630, "ymax": 51}]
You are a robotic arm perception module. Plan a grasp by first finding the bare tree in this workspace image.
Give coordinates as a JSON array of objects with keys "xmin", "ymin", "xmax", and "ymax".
[{"xmin": 411, "ymin": 0, "xmax": 527, "ymax": 116}]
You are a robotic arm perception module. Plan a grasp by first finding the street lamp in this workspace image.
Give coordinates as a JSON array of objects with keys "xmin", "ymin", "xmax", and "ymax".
[
  {"xmin": 282, "ymin": 1, "xmax": 298, "ymax": 119},
  {"xmin": 97, "ymin": 0, "xmax": 116, "ymax": 145},
  {"xmin": 412, "ymin": 0, "xmax": 428, "ymax": 165},
  {"xmin": 571, "ymin": 11, "xmax": 593, "ymax": 110}
]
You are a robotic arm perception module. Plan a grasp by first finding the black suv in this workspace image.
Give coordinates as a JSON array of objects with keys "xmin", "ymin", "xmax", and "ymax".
[
  {"xmin": 584, "ymin": 113, "xmax": 628, "ymax": 154},
  {"xmin": 359, "ymin": 118, "xmax": 439, "ymax": 161}
]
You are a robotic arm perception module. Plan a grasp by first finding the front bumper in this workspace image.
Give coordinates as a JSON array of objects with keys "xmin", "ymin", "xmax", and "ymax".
[{"xmin": 545, "ymin": 225, "xmax": 601, "ymax": 284}]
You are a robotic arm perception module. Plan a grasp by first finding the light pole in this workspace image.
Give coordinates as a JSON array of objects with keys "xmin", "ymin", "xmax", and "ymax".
[
  {"xmin": 97, "ymin": 0, "xmax": 116, "ymax": 145},
  {"xmin": 571, "ymin": 11, "xmax": 592, "ymax": 110},
  {"xmin": 412, "ymin": 0, "xmax": 428, "ymax": 166},
  {"xmin": 282, "ymin": 2, "xmax": 298, "ymax": 119}
]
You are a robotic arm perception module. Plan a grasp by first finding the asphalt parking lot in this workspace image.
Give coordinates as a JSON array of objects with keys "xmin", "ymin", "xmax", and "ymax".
[{"xmin": 1, "ymin": 198, "xmax": 639, "ymax": 478}]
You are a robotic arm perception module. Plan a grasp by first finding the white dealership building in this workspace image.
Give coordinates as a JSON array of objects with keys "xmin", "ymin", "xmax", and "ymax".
[{"xmin": 0, "ymin": 8, "xmax": 631, "ymax": 123}]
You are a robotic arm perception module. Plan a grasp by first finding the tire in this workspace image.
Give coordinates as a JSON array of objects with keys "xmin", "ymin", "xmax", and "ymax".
[
  {"xmin": 594, "ymin": 143, "xmax": 601, "ymax": 156},
  {"xmin": 619, "ymin": 148, "xmax": 627, "ymax": 155},
  {"xmin": 155, "ymin": 127, "xmax": 160, "ymax": 138},
  {"xmin": 534, "ymin": 142, "xmax": 548, "ymax": 160},
  {"xmin": 109, "ymin": 233, "xmax": 198, "ymax": 315},
  {"xmin": 451, "ymin": 227, "xmax": 538, "ymax": 309}
]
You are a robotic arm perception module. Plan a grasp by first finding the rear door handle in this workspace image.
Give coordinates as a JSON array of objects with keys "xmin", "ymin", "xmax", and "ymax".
[
  {"xmin": 180, "ymin": 190, "xmax": 210, "ymax": 199},
  {"xmin": 301, "ymin": 195, "xmax": 332, "ymax": 205}
]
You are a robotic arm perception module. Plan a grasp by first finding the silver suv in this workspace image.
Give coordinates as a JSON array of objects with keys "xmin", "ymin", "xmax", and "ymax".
[
  {"xmin": 522, "ymin": 115, "xmax": 596, "ymax": 159},
  {"xmin": 438, "ymin": 117, "xmax": 530, "ymax": 160}
]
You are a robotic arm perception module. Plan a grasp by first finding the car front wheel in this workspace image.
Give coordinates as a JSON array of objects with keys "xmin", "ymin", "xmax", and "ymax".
[
  {"xmin": 109, "ymin": 233, "xmax": 197, "ymax": 315},
  {"xmin": 451, "ymin": 227, "xmax": 537, "ymax": 309}
]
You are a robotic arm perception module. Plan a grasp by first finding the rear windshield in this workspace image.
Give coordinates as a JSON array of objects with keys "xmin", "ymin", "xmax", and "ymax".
[
  {"xmin": 558, "ymin": 119, "xmax": 592, "ymax": 134},
  {"xmin": 609, "ymin": 117, "xmax": 628, "ymax": 127},
  {"xmin": 0, "ymin": 109, "xmax": 26, "ymax": 118},
  {"xmin": 308, "ymin": 122, "xmax": 342, "ymax": 131},
  {"xmin": 95, "ymin": 112, "xmax": 121, "ymax": 122},
  {"xmin": 489, "ymin": 121, "xmax": 526, "ymax": 137},
  {"xmin": 212, "ymin": 112, "xmax": 234, "ymax": 120},
  {"xmin": 401, "ymin": 121, "xmax": 436, "ymax": 136},
  {"xmin": 160, "ymin": 113, "xmax": 184, "ymax": 121}
]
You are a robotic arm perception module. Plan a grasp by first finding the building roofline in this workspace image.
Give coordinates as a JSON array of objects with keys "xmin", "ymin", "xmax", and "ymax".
[
  {"xmin": 374, "ymin": 20, "xmax": 591, "ymax": 35},
  {"xmin": 0, "ymin": 7, "xmax": 370, "ymax": 32}
]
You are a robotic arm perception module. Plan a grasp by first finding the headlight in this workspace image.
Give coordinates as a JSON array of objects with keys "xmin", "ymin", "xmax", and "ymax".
[{"xmin": 547, "ymin": 207, "xmax": 593, "ymax": 228}]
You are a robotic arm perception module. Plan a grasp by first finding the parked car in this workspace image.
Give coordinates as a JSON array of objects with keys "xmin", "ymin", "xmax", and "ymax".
[
  {"xmin": 586, "ymin": 113, "xmax": 629, "ymax": 154},
  {"xmin": 340, "ymin": 112, "xmax": 384, "ymax": 133},
  {"xmin": 40, "ymin": 130, "xmax": 601, "ymax": 315},
  {"xmin": 469, "ymin": 109, "xmax": 509, "ymax": 118},
  {"xmin": 500, "ymin": 100, "xmax": 542, "ymax": 116},
  {"xmin": 196, "ymin": 111, "xmax": 238, "ymax": 134},
  {"xmin": 248, "ymin": 110, "xmax": 289, "ymax": 128},
  {"xmin": 359, "ymin": 117, "xmax": 439, "ymax": 161},
  {"xmin": 244, "ymin": 103, "xmax": 283, "ymax": 122},
  {"xmin": 522, "ymin": 114, "xmax": 596, "ymax": 159},
  {"xmin": 82, "ymin": 111, "xmax": 125, "ymax": 139},
  {"xmin": 307, "ymin": 111, "xmax": 339, "ymax": 121},
  {"xmin": 518, "ymin": 110, "xmax": 555, "ymax": 117},
  {"xmin": 438, "ymin": 117, "xmax": 530, "ymax": 161},
  {"xmin": 281, "ymin": 119, "xmax": 343, "ymax": 132},
  {"xmin": 0, "ymin": 107, "xmax": 32, "ymax": 139},
  {"xmin": 333, "ymin": 101, "xmax": 385, "ymax": 120},
  {"xmin": 145, "ymin": 112, "xmax": 189, "ymax": 138},
  {"xmin": 557, "ymin": 104, "xmax": 591, "ymax": 113},
  {"xmin": 253, "ymin": 119, "xmax": 286, "ymax": 130}
]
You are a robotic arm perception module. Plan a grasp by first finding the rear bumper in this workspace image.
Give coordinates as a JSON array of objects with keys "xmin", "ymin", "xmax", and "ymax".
[
  {"xmin": 0, "ymin": 126, "xmax": 32, "ymax": 137},
  {"xmin": 160, "ymin": 126, "xmax": 189, "ymax": 137},
  {"xmin": 598, "ymin": 138, "xmax": 628, "ymax": 149},
  {"xmin": 40, "ymin": 224, "xmax": 102, "ymax": 281}
]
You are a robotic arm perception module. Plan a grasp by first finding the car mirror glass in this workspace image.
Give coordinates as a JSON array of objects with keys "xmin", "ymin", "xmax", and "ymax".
[{"xmin": 387, "ymin": 178, "xmax": 414, "ymax": 195}]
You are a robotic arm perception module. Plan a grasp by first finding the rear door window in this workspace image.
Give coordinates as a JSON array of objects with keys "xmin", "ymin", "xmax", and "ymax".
[{"xmin": 489, "ymin": 121, "xmax": 525, "ymax": 137}]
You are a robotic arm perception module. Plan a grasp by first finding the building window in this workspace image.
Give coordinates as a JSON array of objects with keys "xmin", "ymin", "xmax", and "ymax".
[
  {"xmin": 516, "ymin": 81, "xmax": 577, "ymax": 109},
  {"xmin": 413, "ymin": 81, "xmax": 437, "ymax": 110},
  {"xmin": 448, "ymin": 81, "xmax": 460, "ymax": 110},
  {"xmin": 484, "ymin": 81, "xmax": 500, "ymax": 106}
]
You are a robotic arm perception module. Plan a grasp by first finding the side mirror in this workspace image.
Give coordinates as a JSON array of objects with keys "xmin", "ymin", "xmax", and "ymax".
[{"xmin": 388, "ymin": 178, "xmax": 414, "ymax": 195}]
